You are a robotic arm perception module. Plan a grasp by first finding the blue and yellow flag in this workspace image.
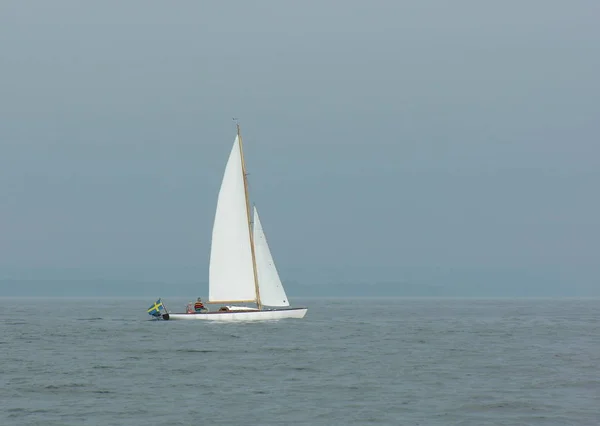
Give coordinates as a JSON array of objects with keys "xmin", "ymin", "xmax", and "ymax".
[{"xmin": 147, "ymin": 298, "xmax": 164, "ymax": 317}]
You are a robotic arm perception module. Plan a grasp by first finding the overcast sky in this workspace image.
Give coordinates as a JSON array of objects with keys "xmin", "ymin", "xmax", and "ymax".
[{"xmin": 1, "ymin": 1, "xmax": 598, "ymax": 295}]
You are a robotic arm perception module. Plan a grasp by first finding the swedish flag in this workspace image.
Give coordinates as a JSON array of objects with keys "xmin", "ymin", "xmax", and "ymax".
[{"xmin": 147, "ymin": 299, "xmax": 164, "ymax": 317}]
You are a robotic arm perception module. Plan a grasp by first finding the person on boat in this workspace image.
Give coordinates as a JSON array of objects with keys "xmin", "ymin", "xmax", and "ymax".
[{"xmin": 194, "ymin": 298, "xmax": 206, "ymax": 312}]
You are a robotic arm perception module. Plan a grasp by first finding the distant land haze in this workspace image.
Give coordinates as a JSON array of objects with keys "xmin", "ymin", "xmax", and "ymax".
[{"xmin": 1, "ymin": 265, "xmax": 597, "ymax": 297}]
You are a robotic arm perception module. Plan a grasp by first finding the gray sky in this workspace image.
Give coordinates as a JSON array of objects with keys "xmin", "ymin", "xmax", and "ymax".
[{"xmin": 1, "ymin": 1, "xmax": 598, "ymax": 295}]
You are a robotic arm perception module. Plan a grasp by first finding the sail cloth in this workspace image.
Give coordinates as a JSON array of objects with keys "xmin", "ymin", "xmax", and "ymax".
[
  {"xmin": 208, "ymin": 135, "xmax": 258, "ymax": 303},
  {"xmin": 253, "ymin": 207, "xmax": 290, "ymax": 307}
]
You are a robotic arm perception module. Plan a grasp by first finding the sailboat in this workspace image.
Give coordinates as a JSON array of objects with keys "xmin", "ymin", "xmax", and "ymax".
[{"xmin": 161, "ymin": 125, "xmax": 307, "ymax": 321}]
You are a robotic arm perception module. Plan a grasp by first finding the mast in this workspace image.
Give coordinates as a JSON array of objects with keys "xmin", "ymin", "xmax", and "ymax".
[{"xmin": 237, "ymin": 123, "xmax": 262, "ymax": 309}]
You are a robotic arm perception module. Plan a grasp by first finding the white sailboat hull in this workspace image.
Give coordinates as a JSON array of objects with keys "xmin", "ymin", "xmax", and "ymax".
[{"xmin": 162, "ymin": 307, "xmax": 307, "ymax": 321}]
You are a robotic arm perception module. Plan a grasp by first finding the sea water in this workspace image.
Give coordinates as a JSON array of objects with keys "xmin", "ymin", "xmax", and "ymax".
[{"xmin": 1, "ymin": 297, "xmax": 599, "ymax": 425}]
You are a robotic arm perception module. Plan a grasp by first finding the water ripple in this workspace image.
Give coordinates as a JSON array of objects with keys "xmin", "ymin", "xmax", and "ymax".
[{"xmin": 1, "ymin": 297, "xmax": 599, "ymax": 425}]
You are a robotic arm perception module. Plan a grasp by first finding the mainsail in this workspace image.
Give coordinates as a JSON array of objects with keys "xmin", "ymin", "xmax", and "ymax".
[
  {"xmin": 208, "ymin": 135, "xmax": 257, "ymax": 303},
  {"xmin": 253, "ymin": 207, "xmax": 290, "ymax": 307}
]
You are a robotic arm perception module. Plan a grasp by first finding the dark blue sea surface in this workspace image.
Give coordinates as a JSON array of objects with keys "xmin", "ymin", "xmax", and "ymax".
[{"xmin": 1, "ymin": 297, "xmax": 599, "ymax": 425}]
